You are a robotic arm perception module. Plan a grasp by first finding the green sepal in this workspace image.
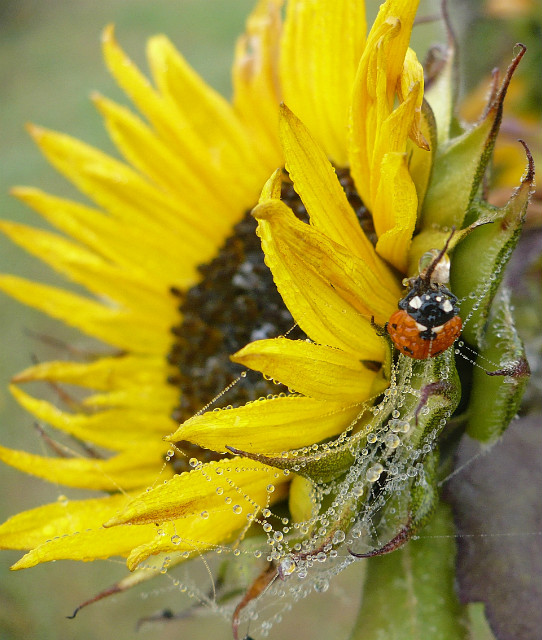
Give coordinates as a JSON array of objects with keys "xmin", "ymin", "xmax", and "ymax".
[
  {"xmin": 409, "ymin": 448, "xmax": 439, "ymax": 529},
  {"xmin": 347, "ymin": 503, "xmax": 469, "ymax": 640},
  {"xmin": 466, "ymin": 289, "xmax": 530, "ymax": 443},
  {"xmin": 421, "ymin": 46, "xmax": 526, "ymax": 229},
  {"xmin": 226, "ymin": 438, "xmax": 356, "ymax": 484},
  {"xmin": 450, "ymin": 161, "xmax": 533, "ymax": 347},
  {"xmin": 350, "ymin": 350, "xmax": 460, "ymax": 551}
]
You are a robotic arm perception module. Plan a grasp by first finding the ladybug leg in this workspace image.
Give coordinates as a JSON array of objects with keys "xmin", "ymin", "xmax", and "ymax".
[{"xmin": 371, "ymin": 315, "xmax": 387, "ymax": 337}]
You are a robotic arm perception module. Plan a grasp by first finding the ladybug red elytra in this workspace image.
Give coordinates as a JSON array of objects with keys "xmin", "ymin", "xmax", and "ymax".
[{"xmin": 386, "ymin": 233, "xmax": 462, "ymax": 359}]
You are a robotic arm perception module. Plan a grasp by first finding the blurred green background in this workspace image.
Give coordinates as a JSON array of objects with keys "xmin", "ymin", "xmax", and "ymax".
[{"xmin": 0, "ymin": 1, "xmax": 539, "ymax": 639}]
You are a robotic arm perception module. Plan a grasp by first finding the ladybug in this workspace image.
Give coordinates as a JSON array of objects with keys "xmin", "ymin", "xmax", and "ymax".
[{"xmin": 386, "ymin": 233, "xmax": 462, "ymax": 359}]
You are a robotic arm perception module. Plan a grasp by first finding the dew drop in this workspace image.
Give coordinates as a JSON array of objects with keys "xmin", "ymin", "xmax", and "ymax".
[
  {"xmin": 385, "ymin": 433, "xmax": 401, "ymax": 449},
  {"xmin": 352, "ymin": 484, "xmax": 364, "ymax": 497},
  {"xmin": 332, "ymin": 530, "xmax": 345, "ymax": 544},
  {"xmin": 366, "ymin": 463, "xmax": 384, "ymax": 483},
  {"xmin": 279, "ymin": 557, "xmax": 296, "ymax": 576},
  {"xmin": 233, "ymin": 505, "xmax": 243, "ymax": 515},
  {"xmin": 313, "ymin": 577, "xmax": 329, "ymax": 592}
]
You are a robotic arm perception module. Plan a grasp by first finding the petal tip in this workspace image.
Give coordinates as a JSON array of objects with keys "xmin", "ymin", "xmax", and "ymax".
[
  {"xmin": 102, "ymin": 23, "xmax": 115, "ymax": 43},
  {"xmin": 25, "ymin": 123, "xmax": 44, "ymax": 139}
]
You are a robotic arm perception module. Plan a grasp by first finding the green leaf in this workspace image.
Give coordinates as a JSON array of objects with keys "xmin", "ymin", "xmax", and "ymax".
[
  {"xmin": 450, "ymin": 159, "xmax": 533, "ymax": 348},
  {"xmin": 421, "ymin": 46, "xmax": 526, "ymax": 229},
  {"xmin": 422, "ymin": 112, "xmax": 496, "ymax": 228},
  {"xmin": 465, "ymin": 289, "xmax": 529, "ymax": 443},
  {"xmin": 348, "ymin": 503, "xmax": 469, "ymax": 640}
]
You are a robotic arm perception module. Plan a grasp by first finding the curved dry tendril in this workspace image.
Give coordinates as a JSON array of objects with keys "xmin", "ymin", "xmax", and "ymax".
[
  {"xmin": 232, "ymin": 563, "xmax": 277, "ymax": 640},
  {"xmin": 485, "ymin": 356, "xmax": 530, "ymax": 378},
  {"xmin": 415, "ymin": 381, "xmax": 455, "ymax": 425},
  {"xmin": 349, "ymin": 515, "xmax": 414, "ymax": 558}
]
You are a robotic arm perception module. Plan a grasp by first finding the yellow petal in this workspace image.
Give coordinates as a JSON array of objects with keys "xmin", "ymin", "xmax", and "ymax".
[
  {"xmin": 232, "ymin": 338, "xmax": 384, "ymax": 402},
  {"xmin": 125, "ymin": 514, "xmax": 240, "ymax": 570},
  {"xmin": 12, "ymin": 524, "xmax": 158, "ymax": 569},
  {"xmin": 407, "ymin": 100, "xmax": 435, "ymax": 213},
  {"xmin": 81, "ymin": 385, "xmax": 177, "ymax": 412},
  {"xmin": 398, "ymin": 48, "xmax": 427, "ymax": 148},
  {"xmin": 369, "ymin": 81, "xmax": 421, "ymax": 205},
  {"xmin": 259, "ymin": 168, "xmax": 283, "ymax": 202},
  {"xmin": 102, "ymin": 26, "xmax": 264, "ymax": 212},
  {"xmin": 11, "ymin": 188, "xmax": 200, "ymax": 288},
  {"xmin": 369, "ymin": 0, "xmax": 419, "ymax": 89},
  {"xmin": 104, "ymin": 458, "xmax": 288, "ymax": 527},
  {"xmin": 93, "ymin": 94, "xmax": 242, "ymax": 236},
  {"xmin": 280, "ymin": 0, "xmax": 367, "ymax": 164},
  {"xmin": 10, "ymin": 386, "xmax": 175, "ymax": 451},
  {"xmin": 0, "ymin": 275, "xmax": 172, "ymax": 354},
  {"xmin": 232, "ymin": 0, "xmax": 283, "ymax": 168},
  {"xmin": 28, "ymin": 124, "xmax": 202, "ymax": 238},
  {"xmin": 126, "ymin": 481, "xmax": 289, "ymax": 570},
  {"xmin": 13, "ymin": 354, "xmax": 171, "ymax": 391},
  {"xmin": 167, "ymin": 395, "xmax": 363, "ymax": 454},
  {"xmin": 279, "ymin": 104, "xmax": 397, "ymax": 292},
  {"xmin": 373, "ymin": 152, "xmax": 417, "ymax": 272},
  {"xmin": 349, "ymin": 0, "xmax": 420, "ymax": 212},
  {"xmin": 288, "ymin": 474, "xmax": 314, "ymax": 523},
  {"xmin": 147, "ymin": 35, "xmax": 262, "ymax": 187},
  {"xmin": 349, "ymin": 18, "xmax": 400, "ymax": 207},
  {"xmin": 0, "ymin": 493, "xmax": 138, "ymax": 553},
  {"xmin": 253, "ymin": 199, "xmax": 399, "ymax": 343},
  {"xmin": 0, "ymin": 444, "xmax": 170, "ymax": 491},
  {"xmin": 0, "ymin": 222, "xmax": 176, "ymax": 319}
]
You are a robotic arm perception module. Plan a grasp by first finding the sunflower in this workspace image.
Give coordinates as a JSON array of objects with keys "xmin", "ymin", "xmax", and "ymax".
[{"xmin": 0, "ymin": 0, "xmax": 534, "ymax": 637}]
